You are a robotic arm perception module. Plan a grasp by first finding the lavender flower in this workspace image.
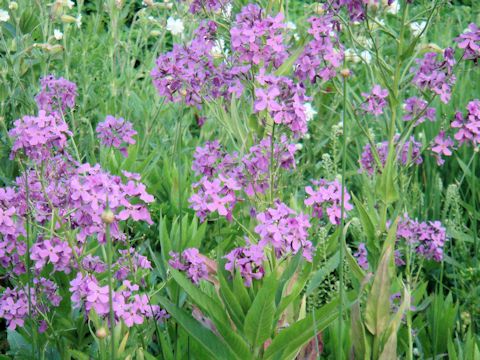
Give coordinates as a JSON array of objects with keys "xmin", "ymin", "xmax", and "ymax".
[
  {"xmin": 361, "ymin": 85, "xmax": 389, "ymax": 116},
  {"xmin": 225, "ymin": 243, "xmax": 265, "ymax": 286},
  {"xmin": 431, "ymin": 131, "xmax": 454, "ymax": 165},
  {"xmin": 451, "ymin": 99, "xmax": 480, "ymax": 146},
  {"xmin": 354, "ymin": 243, "xmax": 369, "ymax": 270},
  {"xmin": 96, "ymin": 115, "xmax": 137, "ymax": 157},
  {"xmin": 35, "ymin": 75, "xmax": 77, "ymax": 114},
  {"xmin": 169, "ymin": 248, "xmax": 209, "ymax": 284},
  {"xmin": 403, "ymin": 97, "xmax": 436, "ymax": 126},
  {"xmin": 455, "ymin": 23, "xmax": 480, "ymax": 62}
]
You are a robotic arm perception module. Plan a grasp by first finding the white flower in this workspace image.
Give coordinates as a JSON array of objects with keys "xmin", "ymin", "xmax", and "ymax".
[
  {"xmin": 166, "ymin": 17, "xmax": 184, "ymax": 36},
  {"xmin": 222, "ymin": 3, "xmax": 232, "ymax": 18},
  {"xmin": 410, "ymin": 21, "xmax": 426, "ymax": 37},
  {"xmin": 210, "ymin": 38, "xmax": 226, "ymax": 58},
  {"xmin": 386, "ymin": 0, "xmax": 400, "ymax": 15},
  {"xmin": 303, "ymin": 103, "xmax": 317, "ymax": 122},
  {"xmin": 345, "ymin": 48, "xmax": 361, "ymax": 63},
  {"xmin": 54, "ymin": 29, "xmax": 63, "ymax": 40},
  {"xmin": 75, "ymin": 14, "xmax": 82, "ymax": 28},
  {"xmin": 295, "ymin": 143, "xmax": 303, "ymax": 151},
  {"xmin": 0, "ymin": 9, "xmax": 10, "ymax": 22},
  {"xmin": 286, "ymin": 21, "xmax": 297, "ymax": 31},
  {"xmin": 360, "ymin": 50, "xmax": 372, "ymax": 64},
  {"xmin": 57, "ymin": 0, "xmax": 74, "ymax": 9}
]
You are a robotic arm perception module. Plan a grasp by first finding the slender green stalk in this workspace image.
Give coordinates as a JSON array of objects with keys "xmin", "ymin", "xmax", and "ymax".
[
  {"xmin": 105, "ymin": 214, "xmax": 116, "ymax": 360},
  {"xmin": 337, "ymin": 74, "xmax": 348, "ymax": 359}
]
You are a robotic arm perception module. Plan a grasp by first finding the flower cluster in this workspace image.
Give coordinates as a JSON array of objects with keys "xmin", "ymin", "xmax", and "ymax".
[
  {"xmin": 169, "ymin": 248, "xmax": 209, "ymax": 284},
  {"xmin": 403, "ymin": 97, "xmax": 436, "ymax": 126},
  {"xmin": 31, "ymin": 237, "xmax": 73, "ymax": 274},
  {"xmin": 431, "ymin": 131, "xmax": 454, "ymax": 165},
  {"xmin": 254, "ymin": 72, "xmax": 310, "ymax": 135},
  {"xmin": 295, "ymin": 15, "xmax": 343, "ymax": 83},
  {"xmin": 361, "ymin": 85, "xmax": 389, "ymax": 116},
  {"xmin": 451, "ymin": 99, "xmax": 480, "ymax": 147},
  {"xmin": 70, "ymin": 274, "xmax": 167, "ymax": 327},
  {"xmin": 359, "ymin": 136, "xmax": 423, "ymax": 175},
  {"xmin": 9, "ymin": 110, "xmax": 72, "ymax": 162},
  {"xmin": 304, "ymin": 179, "xmax": 353, "ymax": 225},
  {"xmin": 354, "ymin": 243, "xmax": 369, "ymax": 270},
  {"xmin": 189, "ymin": 0, "xmax": 229, "ymax": 14},
  {"xmin": 96, "ymin": 115, "xmax": 137, "ymax": 157},
  {"xmin": 328, "ymin": 0, "xmax": 366, "ymax": 22},
  {"xmin": 255, "ymin": 201, "xmax": 313, "ymax": 261},
  {"xmin": 35, "ymin": 75, "xmax": 78, "ymax": 114},
  {"xmin": 189, "ymin": 136, "xmax": 297, "ymax": 221},
  {"xmin": 396, "ymin": 214, "xmax": 448, "ymax": 262},
  {"xmin": 411, "ymin": 48, "xmax": 456, "ymax": 104},
  {"xmin": 225, "ymin": 243, "xmax": 266, "ymax": 286},
  {"xmin": 455, "ymin": 23, "xmax": 480, "ymax": 62},
  {"xmin": 230, "ymin": 4, "xmax": 288, "ymax": 68}
]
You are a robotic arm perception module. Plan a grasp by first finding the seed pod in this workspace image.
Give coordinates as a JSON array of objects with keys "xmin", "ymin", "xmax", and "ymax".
[
  {"xmin": 101, "ymin": 209, "xmax": 115, "ymax": 224},
  {"xmin": 96, "ymin": 327, "xmax": 108, "ymax": 339}
]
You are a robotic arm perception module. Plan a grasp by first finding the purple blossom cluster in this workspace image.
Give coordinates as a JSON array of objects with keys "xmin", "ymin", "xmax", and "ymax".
[
  {"xmin": 189, "ymin": 136, "xmax": 297, "ymax": 221},
  {"xmin": 451, "ymin": 99, "xmax": 480, "ymax": 146},
  {"xmin": 230, "ymin": 4, "xmax": 288, "ymax": 68},
  {"xmin": 327, "ymin": 0, "xmax": 366, "ymax": 22},
  {"xmin": 96, "ymin": 115, "xmax": 137, "ymax": 157},
  {"xmin": 0, "ymin": 77, "xmax": 166, "ymax": 332},
  {"xmin": 354, "ymin": 243, "xmax": 369, "ymax": 270},
  {"xmin": 9, "ymin": 110, "xmax": 72, "ymax": 162},
  {"xmin": 396, "ymin": 214, "xmax": 448, "ymax": 262},
  {"xmin": 35, "ymin": 75, "xmax": 78, "ymax": 114},
  {"xmin": 411, "ymin": 48, "xmax": 456, "ymax": 104},
  {"xmin": 70, "ymin": 274, "xmax": 167, "ymax": 327},
  {"xmin": 225, "ymin": 243, "xmax": 266, "ymax": 287},
  {"xmin": 361, "ymin": 85, "xmax": 389, "ymax": 116},
  {"xmin": 255, "ymin": 201, "xmax": 313, "ymax": 261},
  {"xmin": 455, "ymin": 23, "xmax": 480, "ymax": 62},
  {"xmin": 295, "ymin": 15, "xmax": 343, "ymax": 83},
  {"xmin": 189, "ymin": 0, "xmax": 228, "ymax": 14},
  {"xmin": 431, "ymin": 131, "xmax": 454, "ymax": 165},
  {"xmin": 169, "ymin": 248, "xmax": 209, "ymax": 284},
  {"xmin": 255, "ymin": 72, "xmax": 310, "ymax": 135},
  {"xmin": 359, "ymin": 136, "xmax": 423, "ymax": 175},
  {"xmin": 403, "ymin": 97, "xmax": 436, "ymax": 126},
  {"xmin": 304, "ymin": 179, "xmax": 353, "ymax": 225}
]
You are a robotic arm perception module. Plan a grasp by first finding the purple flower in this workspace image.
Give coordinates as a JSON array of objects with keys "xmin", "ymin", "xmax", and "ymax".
[
  {"xmin": 31, "ymin": 237, "xmax": 73, "ymax": 273},
  {"xmin": 225, "ymin": 243, "xmax": 265, "ymax": 286},
  {"xmin": 304, "ymin": 179, "xmax": 353, "ymax": 225},
  {"xmin": 361, "ymin": 85, "xmax": 389, "ymax": 116},
  {"xmin": 455, "ymin": 23, "xmax": 480, "ymax": 61},
  {"xmin": 96, "ymin": 115, "xmax": 137, "ymax": 157},
  {"xmin": 451, "ymin": 99, "xmax": 480, "ymax": 146},
  {"xmin": 431, "ymin": 131, "xmax": 454, "ymax": 165},
  {"xmin": 403, "ymin": 97, "xmax": 436, "ymax": 126},
  {"xmin": 169, "ymin": 248, "xmax": 209, "ymax": 284},
  {"xmin": 35, "ymin": 75, "xmax": 77, "ymax": 114},
  {"xmin": 9, "ymin": 110, "xmax": 72, "ymax": 162},
  {"xmin": 411, "ymin": 49, "xmax": 456, "ymax": 104},
  {"xmin": 295, "ymin": 15, "xmax": 343, "ymax": 83},
  {"xmin": 189, "ymin": 0, "xmax": 229, "ymax": 14},
  {"xmin": 354, "ymin": 243, "xmax": 368, "ymax": 270},
  {"xmin": 255, "ymin": 201, "xmax": 313, "ymax": 261}
]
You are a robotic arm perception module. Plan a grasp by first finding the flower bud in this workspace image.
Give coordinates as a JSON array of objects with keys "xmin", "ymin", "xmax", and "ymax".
[
  {"xmin": 340, "ymin": 68, "xmax": 351, "ymax": 78},
  {"xmin": 61, "ymin": 15, "xmax": 77, "ymax": 24},
  {"xmin": 312, "ymin": 4, "xmax": 324, "ymax": 15},
  {"xmin": 101, "ymin": 209, "xmax": 115, "ymax": 224},
  {"xmin": 96, "ymin": 327, "xmax": 108, "ymax": 339},
  {"xmin": 9, "ymin": 2, "xmax": 18, "ymax": 10},
  {"xmin": 150, "ymin": 30, "xmax": 161, "ymax": 37}
]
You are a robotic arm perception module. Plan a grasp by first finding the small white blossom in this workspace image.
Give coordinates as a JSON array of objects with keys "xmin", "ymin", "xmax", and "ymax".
[
  {"xmin": 166, "ymin": 17, "xmax": 184, "ymax": 36},
  {"xmin": 54, "ymin": 29, "xmax": 63, "ymax": 40},
  {"xmin": 0, "ymin": 9, "xmax": 10, "ymax": 22},
  {"xmin": 295, "ymin": 143, "xmax": 303, "ymax": 151},
  {"xmin": 410, "ymin": 21, "xmax": 426, "ymax": 37},
  {"xmin": 286, "ymin": 21, "xmax": 297, "ymax": 31},
  {"xmin": 345, "ymin": 48, "xmax": 361, "ymax": 63},
  {"xmin": 386, "ymin": 0, "xmax": 400, "ymax": 15},
  {"xmin": 360, "ymin": 50, "xmax": 372, "ymax": 64},
  {"xmin": 303, "ymin": 103, "xmax": 317, "ymax": 122}
]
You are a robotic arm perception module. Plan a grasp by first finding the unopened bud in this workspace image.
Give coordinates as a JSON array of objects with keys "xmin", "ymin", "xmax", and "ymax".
[
  {"xmin": 9, "ymin": 2, "xmax": 18, "ymax": 10},
  {"xmin": 179, "ymin": 88, "xmax": 187, "ymax": 97},
  {"xmin": 150, "ymin": 30, "xmax": 161, "ymax": 37},
  {"xmin": 96, "ymin": 327, "xmax": 107, "ymax": 339},
  {"xmin": 340, "ymin": 68, "xmax": 351, "ymax": 78},
  {"xmin": 312, "ymin": 4, "xmax": 325, "ymax": 15},
  {"xmin": 101, "ymin": 209, "xmax": 115, "ymax": 224},
  {"xmin": 61, "ymin": 15, "xmax": 77, "ymax": 24}
]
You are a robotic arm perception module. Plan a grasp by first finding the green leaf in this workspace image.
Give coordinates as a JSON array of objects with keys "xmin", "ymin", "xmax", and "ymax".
[
  {"xmin": 344, "ymin": 241, "xmax": 367, "ymax": 283},
  {"xmin": 274, "ymin": 45, "xmax": 304, "ymax": 77},
  {"xmin": 69, "ymin": 350, "xmax": 90, "ymax": 360},
  {"xmin": 157, "ymin": 296, "xmax": 238, "ymax": 360},
  {"xmin": 350, "ymin": 301, "xmax": 371, "ymax": 359},
  {"xmin": 364, "ymin": 219, "xmax": 398, "ymax": 336},
  {"xmin": 234, "ymin": 270, "xmax": 253, "ymax": 313},
  {"xmin": 276, "ymin": 262, "xmax": 312, "ymax": 316},
  {"xmin": 244, "ymin": 274, "xmax": 277, "ymax": 352},
  {"xmin": 305, "ymin": 252, "xmax": 339, "ymax": 297},
  {"xmin": 218, "ymin": 270, "xmax": 246, "ymax": 329},
  {"xmin": 264, "ymin": 297, "xmax": 339, "ymax": 360}
]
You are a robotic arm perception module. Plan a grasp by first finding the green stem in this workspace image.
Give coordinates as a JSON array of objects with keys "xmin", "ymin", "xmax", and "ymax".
[
  {"xmin": 105, "ymin": 218, "xmax": 115, "ymax": 360},
  {"xmin": 337, "ymin": 75, "xmax": 348, "ymax": 359}
]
